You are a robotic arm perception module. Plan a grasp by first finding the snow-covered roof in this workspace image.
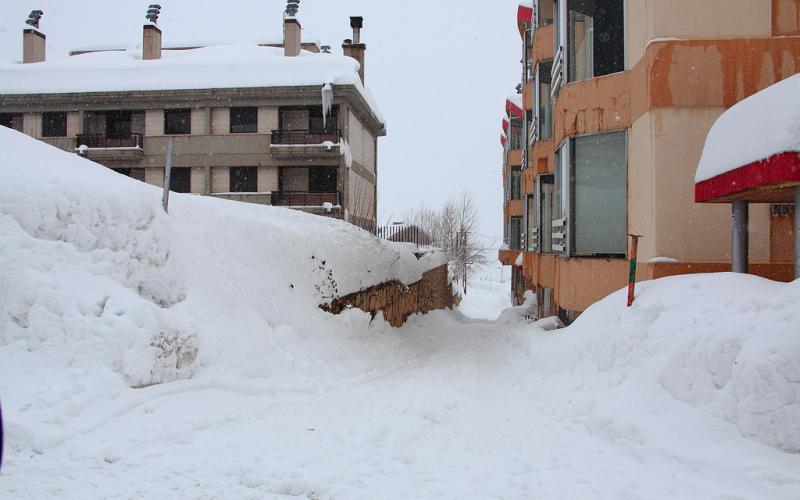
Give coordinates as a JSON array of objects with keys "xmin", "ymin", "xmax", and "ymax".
[
  {"xmin": 695, "ymin": 73, "xmax": 800, "ymax": 183},
  {"xmin": 69, "ymin": 34, "xmax": 322, "ymax": 55},
  {"xmin": 0, "ymin": 44, "xmax": 384, "ymax": 125}
]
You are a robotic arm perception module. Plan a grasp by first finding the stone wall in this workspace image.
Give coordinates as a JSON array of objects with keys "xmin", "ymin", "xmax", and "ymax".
[{"xmin": 322, "ymin": 264, "xmax": 455, "ymax": 327}]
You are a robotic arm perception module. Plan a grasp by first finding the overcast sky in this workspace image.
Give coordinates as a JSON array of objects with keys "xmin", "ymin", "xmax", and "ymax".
[{"xmin": 0, "ymin": 0, "xmax": 522, "ymax": 248}]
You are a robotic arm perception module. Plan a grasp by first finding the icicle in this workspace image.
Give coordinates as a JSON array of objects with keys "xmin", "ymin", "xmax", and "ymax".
[{"xmin": 321, "ymin": 82, "xmax": 333, "ymax": 129}]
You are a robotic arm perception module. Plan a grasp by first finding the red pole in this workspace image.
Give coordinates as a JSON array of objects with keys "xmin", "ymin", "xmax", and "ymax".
[{"xmin": 627, "ymin": 234, "xmax": 643, "ymax": 307}]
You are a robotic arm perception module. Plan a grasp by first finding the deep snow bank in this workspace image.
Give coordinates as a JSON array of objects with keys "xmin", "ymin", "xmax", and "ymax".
[
  {"xmin": 529, "ymin": 273, "xmax": 800, "ymax": 454},
  {"xmin": 0, "ymin": 126, "xmax": 442, "ymax": 391}
]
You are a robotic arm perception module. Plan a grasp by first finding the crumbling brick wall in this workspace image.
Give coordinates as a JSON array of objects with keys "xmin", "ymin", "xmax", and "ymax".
[{"xmin": 321, "ymin": 264, "xmax": 455, "ymax": 327}]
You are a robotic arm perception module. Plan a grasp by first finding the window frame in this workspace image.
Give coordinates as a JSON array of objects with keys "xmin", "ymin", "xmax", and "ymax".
[
  {"xmin": 560, "ymin": 0, "xmax": 626, "ymax": 85},
  {"xmin": 164, "ymin": 108, "xmax": 192, "ymax": 135},
  {"xmin": 535, "ymin": 60, "xmax": 555, "ymax": 141},
  {"xmin": 229, "ymin": 107, "xmax": 258, "ymax": 134},
  {"xmin": 42, "ymin": 111, "xmax": 67, "ymax": 138},
  {"xmin": 229, "ymin": 166, "xmax": 258, "ymax": 193}
]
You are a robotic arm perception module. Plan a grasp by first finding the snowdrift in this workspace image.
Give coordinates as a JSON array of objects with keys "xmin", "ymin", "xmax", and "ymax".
[
  {"xmin": 0, "ymin": 126, "xmax": 443, "ymax": 390},
  {"xmin": 526, "ymin": 273, "xmax": 800, "ymax": 454}
]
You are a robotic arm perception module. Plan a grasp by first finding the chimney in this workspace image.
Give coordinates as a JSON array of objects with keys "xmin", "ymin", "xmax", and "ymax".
[
  {"xmin": 283, "ymin": 0, "xmax": 302, "ymax": 57},
  {"xmin": 143, "ymin": 4, "xmax": 162, "ymax": 60},
  {"xmin": 23, "ymin": 10, "xmax": 45, "ymax": 64},
  {"xmin": 342, "ymin": 17, "xmax": 366, "ymax": 83}
]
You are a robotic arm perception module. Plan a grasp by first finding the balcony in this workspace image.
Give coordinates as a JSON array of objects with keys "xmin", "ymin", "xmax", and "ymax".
[
  {"xmin": 270, "ymin": 129, "xmax": 341, "ymax": 145},
  {"xmin": 76, "ymin": 133, "xmax": 143, "ymax": 149},
  {"xmin": 271, "ymin": 191, "xmax": 340, "ymax": 207},
  {"xmin": 75, "ymin": 133, "xmax": 144, "ymax": 162}
]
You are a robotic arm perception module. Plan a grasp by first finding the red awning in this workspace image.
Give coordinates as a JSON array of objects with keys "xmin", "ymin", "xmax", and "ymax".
[
  {"xmin": 505, "ymin": 99, "xmax": 524, "ymax": 120},
  {"xmin": 500, "ymin": 134, "xmax": 507, "ymax": 147},
  {"xmin": 517, "ymin": 4, "xmax": 533, "ymax": 38},
  {"xmin": 502, "ymin": 117, "xmax": 509, "ymax": 132},
  {"xmin": 695, "ymin": 151, "xmax": 800, "ymax": 203}
]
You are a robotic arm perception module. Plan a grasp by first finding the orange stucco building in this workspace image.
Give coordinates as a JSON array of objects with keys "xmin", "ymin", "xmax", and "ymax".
[{"xmin": 500, "ymin": 0, "xmax": 800, "ymax": 322}]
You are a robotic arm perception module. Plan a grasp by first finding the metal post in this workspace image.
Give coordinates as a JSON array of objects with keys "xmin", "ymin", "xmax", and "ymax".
[
  {"xmin": 161, "ymin": 140, "xmax": 174, "ymax": 214},
  {"xmin": 795, "ymin": 187, "xmax": 800, "ymax": 279},
  {"xmin": 731, "ymin": 200, "xmax": 749, "ymax": 273},
  {"xmin": 627, "ymin": 234, "xmax": 643, "ymax": 307}
]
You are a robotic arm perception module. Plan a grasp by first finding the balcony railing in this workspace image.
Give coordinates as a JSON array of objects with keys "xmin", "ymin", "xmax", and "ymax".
[
  {"xmin": 271, "ymin": 191, "xmax": 340, "ymax": 207},
  {"xmin": 270, "ymin": 129, "xmax": 341, "ymax": 145},
  {"xmin": 76, "ymin": 133, "xmax": 143, "ymax": 149}
]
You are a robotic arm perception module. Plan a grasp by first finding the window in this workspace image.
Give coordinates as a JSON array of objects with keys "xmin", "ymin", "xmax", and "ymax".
[
  {"xmin": 510, "ymin": 217, "xmax": 523, "ymax": 251},
  {"xmin": 536, "ymin": 60, "xmax": 554, "ymax": 140},
  {"xmin": 509, "ymin": 117, "xmax": 524, "ymax": 151},
  {"xmin": 42, "ymin": 112, "xmax": 67, "ymax": 137},
  {"xmin": 0, "ymin": 113, "xmax": 23, "ymax": 131},
  {"xmin": 230, "ymin": 167, "xmax": 257, "ymax": 193},
  {"xmin": 511, "ymin": 167, "xmax": 522, "ymax": 200},
  {"xmin": 565, "ymin": 0, "xmax": 625, "ymax": 83},
  {"xmin": 112, "ymin": 168, "xmax": 145, "ymax": 182},
  {"xmin": 526, "ymin": 194, "xmax": 536, "ymax": 251},
  {"xmin": 309, "ymin": 166, "xmax": 338, "ymax": 193},
  {"xmin": 572, "ymin": 130, "xmax": 626, "ymax": 256},
  {"xmin": 552, "ymin": 143, "xmax": 568, "ymax": 253},
  {"xmin": 230, "ymin": 107, "xmax": 258, "ymax": 134},
  {"xmin": 169, "ymin": 167, "xmax": 191, "ymax": 193},
  {"xmin": 279, "ymin": 106, "xmax": 337, "ymax": 133},
  {"xmin": 164, "ymin": 109, "xmax": 191, "ymax": 135},
  {"xmin": 538, "ymin": 0, "xmax": 555, "ymax": 26},
  {"xmin": 538, "ymin": 175, "xmax": 555, "ymax": 253},
  {"xmin": 106, "ymin": 110, "xmax": 132, "ymax": 137}
]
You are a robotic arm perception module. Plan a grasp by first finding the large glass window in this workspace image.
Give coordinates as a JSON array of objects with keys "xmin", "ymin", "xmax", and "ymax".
[
  {"xmin": 230, "ymin": 107, "xmax": 258, "ymax": 134},
  {"xmin": 509, "ymin": 117, "xmax": 524, "ymax": 151},
  {"xmin": 309, "ymin": 166, "xmax": 338, "ymax": 193},
  {"xmin": 511, "ymin": 167, "xmax": 522, "ymax": 200},
  {"xmin": 169, "ymin": 167, "xmax": 191, "ymax": 193},
  {"xmin": 538, "ymin": 175, "xmax": 555, "ymax": 253},
  {"xmin": 42, "ymin": 112, "xmax": 67, "ymax": 137},
  {"xmin": 526, "ymin": 194, "xmax": 537, "ymax": 251},
  {"xmin": 0, "ymin": 113, "xmax": 23, "ymax": 131},
  {"xmin": 106, "ymin": 110, "xmax": 132, "ymax": 137},
  {"xmin": 510, "ymin": 217, "xmax": 523, "ymax": 251},
  {"xmin": 164, "ymin": 109, "xmax": 191, "ymax": 135},
  {"xmin": 536, "ymin": 60, "xmax": 554, "ymax": 140},
  {"xmin": 572, "ymin": 130, "xmax": 627, "ymax": 256},
  {"xmin": 230, "ymin": 167, "xmax": 257, "ymax": 193},
  {"xmin": 567, "ymin": 0, "xmax": 625, "ymax": 83},
  {"xmin": 538, "ymin": 0, "xmax": 555, "ymax": 26}
]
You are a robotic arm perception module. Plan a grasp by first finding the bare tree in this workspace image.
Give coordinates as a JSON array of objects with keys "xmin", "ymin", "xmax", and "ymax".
[{"xmin": 405, "ymin": 191, "xmax": 488, "ymax": 283}]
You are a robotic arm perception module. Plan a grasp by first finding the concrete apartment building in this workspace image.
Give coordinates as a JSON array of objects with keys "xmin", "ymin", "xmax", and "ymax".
[
  {"xmin": 0, "ymin": 3, "xmax": 385, "ymax": 231},
  {"xmin": 500, "ymin": 0, "xmax": 800, "ymax": 322}
]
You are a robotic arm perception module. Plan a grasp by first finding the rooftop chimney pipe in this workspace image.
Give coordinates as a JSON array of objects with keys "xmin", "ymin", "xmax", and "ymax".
[
  {"xmin": 284, "ymin": 0, "xmax": 302, "ymax": 57},
  {"xmin": 342, "ymin": 17, "xmax": 366, "ymax": 83},
  {"xmin": 23, "ymin": 10, "xmax": 46, "ymax": 64}
]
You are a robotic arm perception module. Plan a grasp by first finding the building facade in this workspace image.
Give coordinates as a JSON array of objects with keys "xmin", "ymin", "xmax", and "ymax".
[
  {"xmin": 500, "ymin": 0, "xmax": 800, "ymax": 322},
  {"xmin": 0, "ymin": 5, "xmax": 384, "ymax": 231}
]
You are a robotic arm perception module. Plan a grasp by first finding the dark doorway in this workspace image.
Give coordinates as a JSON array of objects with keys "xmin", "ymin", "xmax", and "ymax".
[{"xmin": 106, "ymin": 110, "xmax": 132, "ymax": 137}]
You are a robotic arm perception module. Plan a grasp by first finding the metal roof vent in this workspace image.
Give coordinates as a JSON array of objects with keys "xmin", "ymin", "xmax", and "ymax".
[
  {"xmin": 285, "ymin": 0, "xmax": 300, "ymax": 17},
  {"xmin": 146, "ymin": 4, "xmax": 162, "ymax": 24},
  {"xmin": 321, "ymin": 45, "xmax": 331, "ymax": 54},
  {"xmin": 25, "ymin": 10, "xmax": 44, "ymax": 29}
]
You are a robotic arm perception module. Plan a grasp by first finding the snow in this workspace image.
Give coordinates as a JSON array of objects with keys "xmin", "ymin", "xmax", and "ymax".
[
  {"xmin": 0, "ymin": 44, "xmax": 384, "ymax": 126},
  {"xmin": 2, "ymin": 127, "xmax": 800, "ymax": 498},
  {"xmin": 456, "ymin": 279, "xmax": 511, "ymax": 320},
  {"xmin": 695, "ymin": 73, "xmax": 800, "ymax": 182}
]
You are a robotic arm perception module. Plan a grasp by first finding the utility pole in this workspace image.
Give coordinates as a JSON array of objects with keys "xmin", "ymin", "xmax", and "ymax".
[{"xmin": 161, "ymin": 140, "xmax": 174, "ymax": 214}]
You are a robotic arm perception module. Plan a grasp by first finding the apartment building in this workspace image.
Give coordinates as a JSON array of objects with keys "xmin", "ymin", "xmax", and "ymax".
[
  {"xmin": 500, "ymin": 0, "xmax": 800, "ymax": 322},
  {"xmin": 0, "ymin": 3, "xmax": 385, "ymax": 231}
]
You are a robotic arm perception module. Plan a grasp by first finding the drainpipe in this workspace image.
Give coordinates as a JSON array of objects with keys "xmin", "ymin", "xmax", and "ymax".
[
  {"xmin": 731, "ymin": 200, "xmax": 749, "ymax": 273},
  {"xmin": 795, "ymin": 187, "xmax": 800, "ymax": 279}
]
